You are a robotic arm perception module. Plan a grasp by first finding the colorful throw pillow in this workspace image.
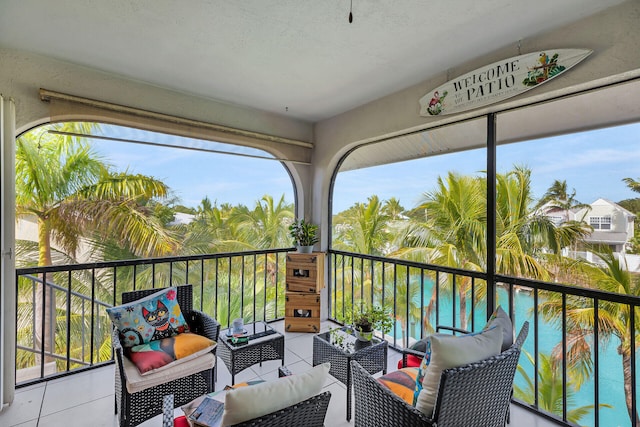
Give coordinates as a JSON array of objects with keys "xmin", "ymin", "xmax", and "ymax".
[
  {"xmin": 412, "ymin": 335, "xmax": 434, "ymax": 406},
  {"xmin": 127, "ymin": 332, "xmax": 215, "ymax": 374},
  {"xmin": 484, "ymin": 306, "xmax": 513, "ymax": 351},
  {"xmin": 106, "ymin": 287, "xmax": 189, "ymax": 347},
  {"xmin": 414, "ymin": 325, "xmax": 503, "ymax": 417},
  {"xmin": 378, "ymin": 367, "xmax": 419, "ymax": 405}
]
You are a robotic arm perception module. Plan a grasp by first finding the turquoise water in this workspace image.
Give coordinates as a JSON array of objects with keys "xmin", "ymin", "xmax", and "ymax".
[{"xmin": 392, "ymin": 284, "xmax": 633, "ymax": 427}]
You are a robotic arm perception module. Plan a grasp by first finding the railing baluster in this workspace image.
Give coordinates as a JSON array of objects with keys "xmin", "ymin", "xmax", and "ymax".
[
  {"xmin": 534, "ymin": 287, "xmax": 539, "ymax": 409},
  {"xmin": 263, "ymin": 253, "xmax": 267, "ymax": 321},
  {"xmin": 435, "ymin": 270, "xmax": 440, "ymax": 327},
  {"xmin": 351, "ymin": 255, "xmax": 355, "ymax": 321},
  {"xmin": 360, "ymin": 257, "xmax": 364, "ymax": 306},
  {"xmin": 341, "ymin": 255, "xmax": 345, "ymax": 322},
  {"xmin": 370, "ymin": 258, "xmax": 374, "ymax": 313},
  {"xmin": 90, "ymin": 268, "xmax": 96, "ymax": 365},
  {"xmin": 562, "ymin": 292, "xmax": 567, "ymax": 422},
  {"xmin": 227, "ymin": 256, "xmax": 232, "ymax": 327},
  {"xmin": 631, "ymin": 302, "xmax": 637, "ymax": 427},
  {"xmin": 240, "ymin": 256, "xmax": 245, "ymax": 321},
  {"xmin": 420, "ymin": 268, "xmax": 425, "ymax": 341},
  {"xmin": 40, "ymin": 272, "xmax": 46, "ymax": 379},
  {"xmin": 253, "ymin": 254, "xmax": 257, "ymax": 323},
  {"xmin": 215, "ymin": 258, "xmax": 219, "ymax": 320},
  {"xmin": 405, "ymin": 265, "xmax": 410, "ymax": 347},
  {"xmin": 381, "ymin": 261, "xmax": 386, "ymax": 316},
  {"xmin": 66, "ymin": 271, "xmax": 71, "ymax": 372},
  {"xmin": 471, "ymin": 277, "xmax": 475, "ymax": 331},
  {"xmin": 200, "ymin": 258, "xmax": 205, "ymax": 311},
  {"xmin": 392, "ymin": 264, "xmax": 397, "ymax": 347},
  {"xmin": 274, "ymin": 254, "xmax": 278, "ymax": 319},
  {"xmin": 169, "ymin": 261, "xmax": 173, "ymax": 286},
  {"xmin": 594, "ymin": 298, "xmax": 600, "ymax": 427},
  {"xmin": 452, "ymin": 273, "xmax": 456, "ymax": 328}
]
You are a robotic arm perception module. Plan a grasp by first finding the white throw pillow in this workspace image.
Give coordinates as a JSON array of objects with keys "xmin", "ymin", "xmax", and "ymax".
[
  {"xmin": 220, "ymin": 362, "xmax": 330, "ymax": 426},
  {"xmin": 414, "ymin": 325, "xmax": 503, "ymax": 417}
]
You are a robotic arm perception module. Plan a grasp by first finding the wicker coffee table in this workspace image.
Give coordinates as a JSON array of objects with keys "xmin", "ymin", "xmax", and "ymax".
[
  {"xmin": 313, "ymin": 327, "xmax": 387, "ymax": 421},
  {"xmin": 217, "ymin": 321, "xmax": 285, "ymax": 385}
]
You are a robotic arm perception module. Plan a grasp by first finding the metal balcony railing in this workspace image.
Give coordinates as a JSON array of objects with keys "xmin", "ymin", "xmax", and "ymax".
[
  {"xmin": 328, "ymin": 249, "xmax": 640, "ymax": 427},
  {"xmin": 15, "ymin": 248, "xmax": 291, "ymax": 387},
  {"xmin": 15, "ymin": 247, "xmax": 640, "ymax": 426}
]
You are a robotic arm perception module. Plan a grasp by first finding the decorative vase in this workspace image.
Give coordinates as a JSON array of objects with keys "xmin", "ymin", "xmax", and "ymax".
[{"xmin": 297, "ymin": 245, "xmax": 314, "ymax": 253}]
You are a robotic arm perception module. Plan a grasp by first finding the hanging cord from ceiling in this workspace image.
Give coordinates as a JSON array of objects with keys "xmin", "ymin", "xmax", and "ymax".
[{"xmin": 349, "ymin": 0, "xmax": 353, "ymax": 23}]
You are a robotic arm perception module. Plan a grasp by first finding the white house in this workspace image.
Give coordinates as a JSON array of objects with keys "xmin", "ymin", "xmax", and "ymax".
[
  {"xmin": 574, "ymin": 198, "xmax": 635, "ymax": 254},
  {"xmin": 541, "ymin": 198, "xmax": 638, "ymax": 269}
]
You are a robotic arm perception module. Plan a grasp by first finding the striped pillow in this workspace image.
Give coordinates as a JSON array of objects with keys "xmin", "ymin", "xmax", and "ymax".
[{"xmin": 377, "ymin": 367, "xmax": 419, "ymax": 405}]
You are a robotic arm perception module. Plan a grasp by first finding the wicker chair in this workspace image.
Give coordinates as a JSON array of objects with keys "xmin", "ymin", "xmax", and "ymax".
[
  {"xmin": 351, "ymin": 322, "xmax": 529, "ymax": 427},
  {"xmin": 112, "ymin": 284, "xmax": 220, "ymax": 427},
  {"xmin": 231, "ymin": 391, "xmax": 332, "ymax": 427}
]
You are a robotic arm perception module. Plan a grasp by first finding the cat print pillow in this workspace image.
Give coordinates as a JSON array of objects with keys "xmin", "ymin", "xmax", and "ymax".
[{"xmin": 107, "ymin": 287, "xmax": 190, "ymax": 347}]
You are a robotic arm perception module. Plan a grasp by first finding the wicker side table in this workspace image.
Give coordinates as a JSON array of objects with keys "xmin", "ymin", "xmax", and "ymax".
[
  {"xmin": 312, "ymin": 327, "xmax": 387, "ymax": 421},
  {"xmin": 217, "ymin": 321, "xmax": 285, "ymax": 385}
]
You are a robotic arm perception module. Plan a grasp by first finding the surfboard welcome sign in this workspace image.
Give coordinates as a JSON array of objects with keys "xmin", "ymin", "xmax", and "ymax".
[{"xmin": 419, "ymin": 49, "xmax": 592, "ymax": 117}]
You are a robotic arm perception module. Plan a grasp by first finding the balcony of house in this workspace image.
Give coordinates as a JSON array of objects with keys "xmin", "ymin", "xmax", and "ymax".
[{"xmin": 2, "ymin": 248, "xmax": 638, "ymax": 427}]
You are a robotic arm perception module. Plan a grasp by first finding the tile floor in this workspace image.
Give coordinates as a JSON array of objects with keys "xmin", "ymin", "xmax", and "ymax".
[{"xmin": 0, "ymin": 320, "xmax": 558, "ymax": 427}]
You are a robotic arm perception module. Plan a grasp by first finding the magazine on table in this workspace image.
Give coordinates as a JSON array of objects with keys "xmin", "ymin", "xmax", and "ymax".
[{"xmin": 185, "ymin": 395, "xmax": 224, "ymax": 427}]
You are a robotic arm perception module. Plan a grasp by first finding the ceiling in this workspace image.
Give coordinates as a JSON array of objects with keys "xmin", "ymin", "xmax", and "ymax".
[{"xmin": 0, "ymin": 0, "xmax": 627, "ymax": 122}]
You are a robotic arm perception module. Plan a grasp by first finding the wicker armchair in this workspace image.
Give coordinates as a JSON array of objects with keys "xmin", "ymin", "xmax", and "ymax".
[
  {"xmin": 231, "ymin": 391, "xmax": 331, "ymax": 427},
  {"xmin": 352, "ymin": 322, "xmax": 529, "ymax": 427},
  {"xmin": 112, "ymin": 284, "xmax": 220, "ymax": 427}
]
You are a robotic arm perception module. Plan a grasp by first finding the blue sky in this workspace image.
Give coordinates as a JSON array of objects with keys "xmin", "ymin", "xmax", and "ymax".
[
  {"xmin": 334, "ymin": 122, "xmax": 640, "ymax": 212},
  {"xmin": 93, "ymin": 125, "xmax": 295, "ymax": 209},
  {"xmin": 92, "ymin": 122, "xmax": 640, "ymax": 213}
]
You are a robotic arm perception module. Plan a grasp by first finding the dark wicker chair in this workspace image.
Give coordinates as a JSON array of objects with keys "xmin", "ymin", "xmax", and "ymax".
[
  {"xmin": 231, "ymin": 391, "xmax": 332, "ymax": 427},
  {"xmin": 112, "ymin": 284, "xmax": 220, "ymax": 427},
  {"xmin": 351, "ymin": 322, "xmax": 529, "ymax": 427}
]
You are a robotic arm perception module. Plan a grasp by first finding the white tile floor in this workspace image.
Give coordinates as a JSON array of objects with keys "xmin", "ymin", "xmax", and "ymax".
[{"xmin": 0, "ymin": 320, "xmax": 558, "ymax": 427}]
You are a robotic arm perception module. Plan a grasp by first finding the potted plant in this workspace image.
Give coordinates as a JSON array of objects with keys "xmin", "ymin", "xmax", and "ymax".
[
  {"xmin": 352, "ymin": 304, "xmax": 394, "ymax": 342},
  {"xmin": 288, "ymin": 219, "xmax": 319, "ymax": 253}
]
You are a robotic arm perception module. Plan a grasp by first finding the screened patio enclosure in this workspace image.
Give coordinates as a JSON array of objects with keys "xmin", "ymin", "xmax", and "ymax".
[{"xmin": 2, "ymin": 2, "xmax": 640, "ymax": 426}]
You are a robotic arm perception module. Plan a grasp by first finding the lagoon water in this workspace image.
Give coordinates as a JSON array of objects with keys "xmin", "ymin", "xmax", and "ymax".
[{"xmin": 392, "ymin": 285, "xmax": 631, "ymax": 427}]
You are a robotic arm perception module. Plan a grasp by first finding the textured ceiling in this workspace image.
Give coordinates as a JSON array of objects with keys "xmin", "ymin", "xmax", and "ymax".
[{"xmin": 0, "ymin": 0, "xmax": 626, "ymax": 122}]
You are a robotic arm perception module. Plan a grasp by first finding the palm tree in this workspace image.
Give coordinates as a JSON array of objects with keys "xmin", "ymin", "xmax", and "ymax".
[
  {"xmin": 622, "ymin": 177, "xmax": 640, "ymax": 194},
  {"xmin": 538, "ymin": 247, "xmax": 640, "ymax": 425},
  {"xmin": 230, "ymin": 194, "xmax": 294, "ymax": 250},
  {"xmin": 393, "ymin": 171, "xmax": 485, "ymax": 330},
  {"xmin": 332, "ymin": 195, "xmax": 393, "ymax": 256},
  {"xmin": 536, "ymin": 180, "xmax": 591, "ymax": 221},
  {"xmin": 16, "ymin": 123, "xmax": 177, "ymax": 364},
  {"xmin": 394, "ymin": 167, "xmax": 590, "ymax": 330},
  {"xmin": 382, "ymin": 197, "xmax": 406, "ymax": 220},
  {"xmin": 495, "ymin": 167, "xmax": 590, "ymax": 279},
  {"xmin": 515, "ymin": 350, "xmax": 611, "ymax": 424}
]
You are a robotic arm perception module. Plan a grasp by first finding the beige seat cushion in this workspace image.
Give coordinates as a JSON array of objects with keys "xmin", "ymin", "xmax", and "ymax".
[{"xmin": 123, "ymin": 351, "xmax": 215, "ymax": 394}]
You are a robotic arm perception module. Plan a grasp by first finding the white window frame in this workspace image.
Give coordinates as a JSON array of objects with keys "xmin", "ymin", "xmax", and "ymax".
[{"xmin": 590, "ymin": 216, "xmax": 612, "ymax": 230}]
